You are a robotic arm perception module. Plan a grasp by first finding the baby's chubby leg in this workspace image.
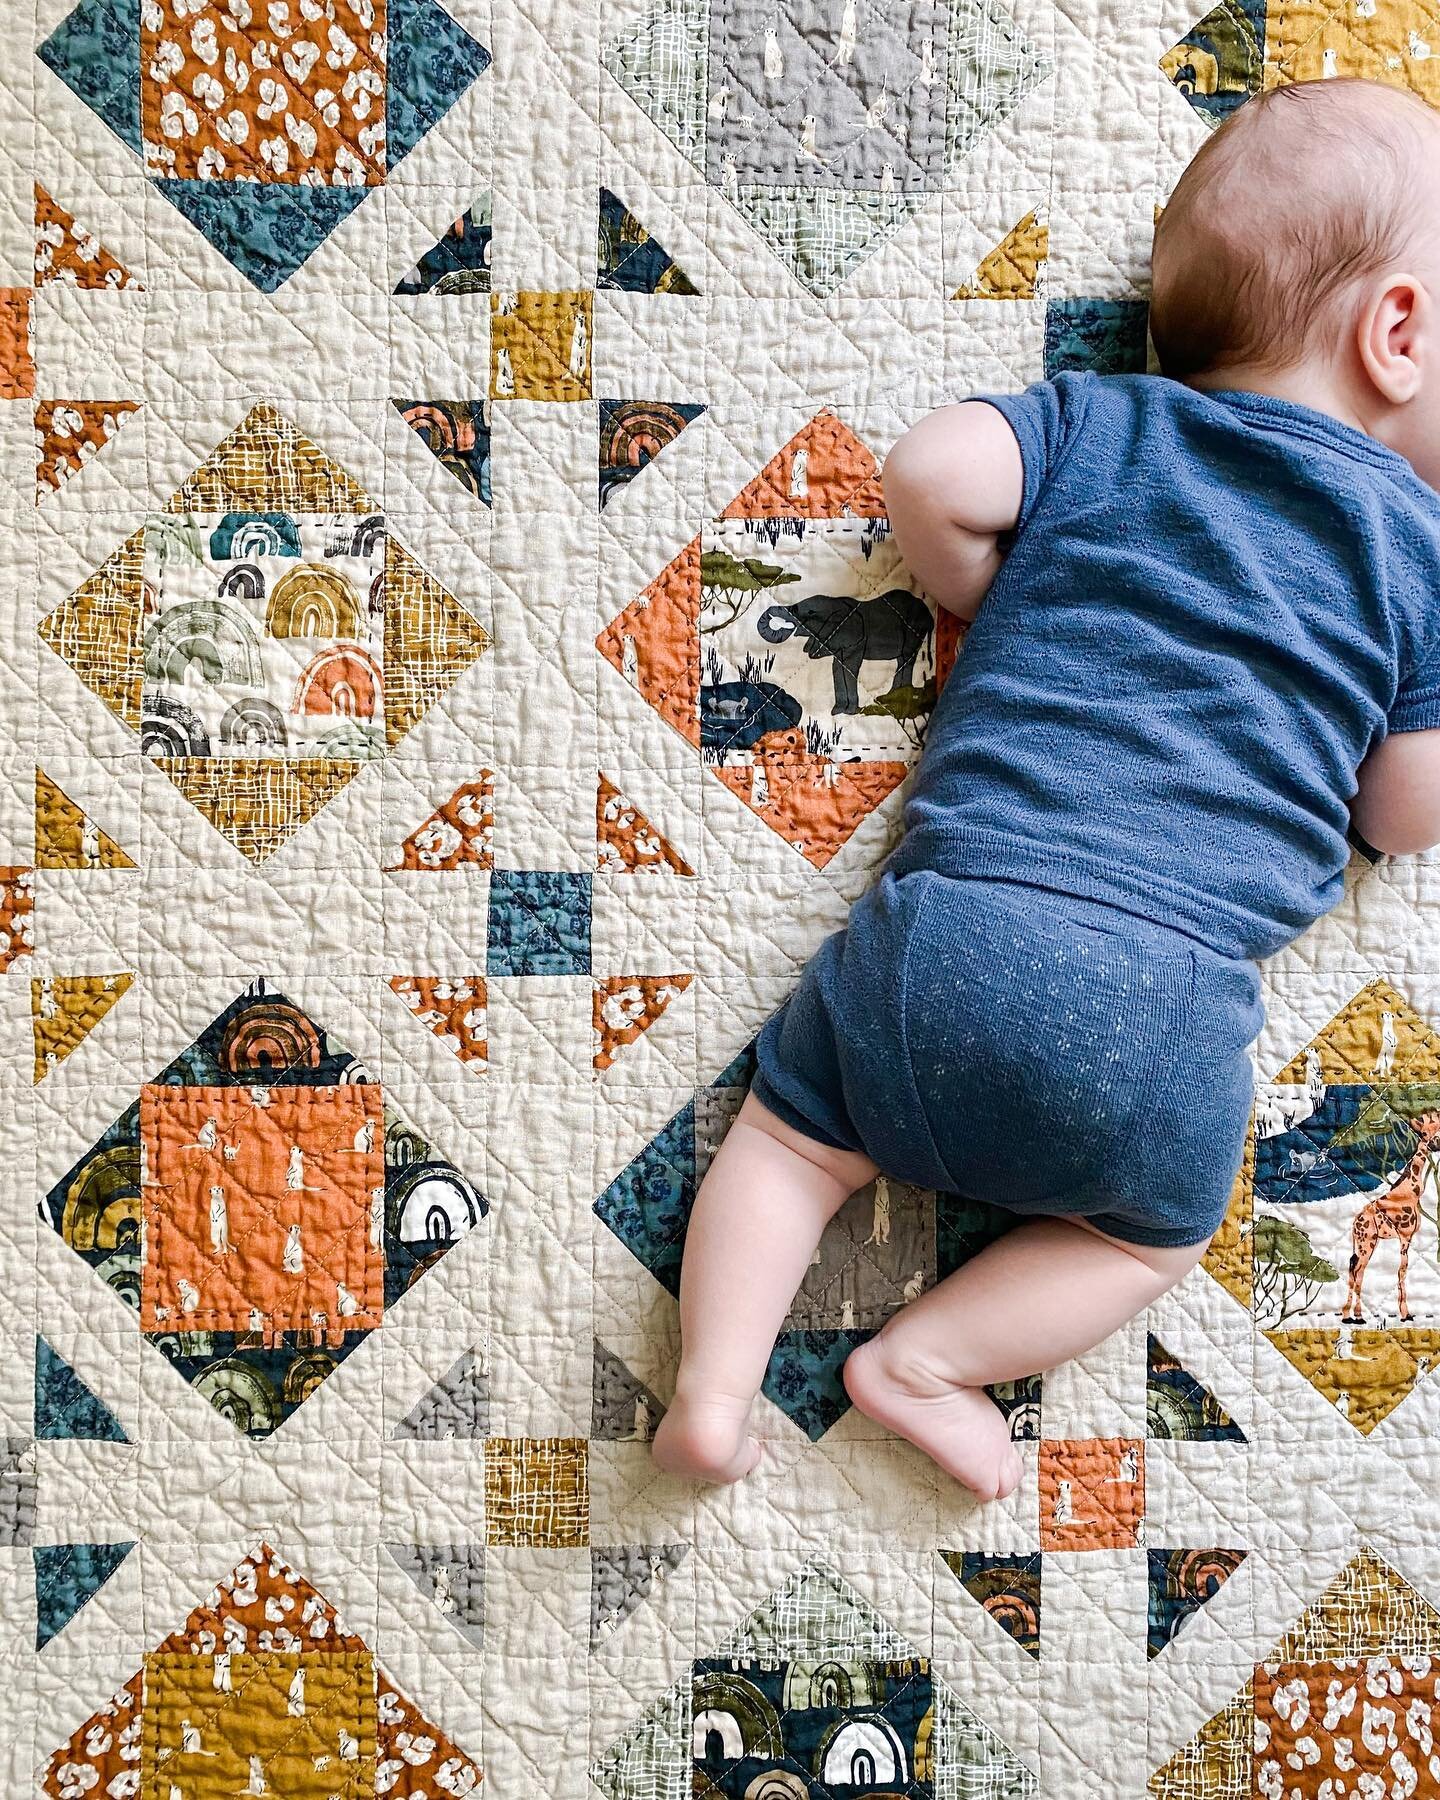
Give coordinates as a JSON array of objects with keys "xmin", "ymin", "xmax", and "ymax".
[
  {"xmin": 843, "ymin": 1216, "xmax": 1208, "ymax": 1495},
  {"xmin": 651, "ymin": 1093, "xmax": 877, "ymax": 1483}
]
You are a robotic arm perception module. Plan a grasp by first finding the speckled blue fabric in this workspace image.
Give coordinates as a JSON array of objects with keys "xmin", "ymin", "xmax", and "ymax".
[{"xmin": 753, "ymin": 871, "xmax": 1263, "ymax": 1247}]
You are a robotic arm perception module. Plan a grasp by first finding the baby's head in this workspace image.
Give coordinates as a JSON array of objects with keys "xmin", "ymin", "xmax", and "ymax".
[{"xmin": 1151, "ymin": 78, "xmax": 1440, "ymax": 483}]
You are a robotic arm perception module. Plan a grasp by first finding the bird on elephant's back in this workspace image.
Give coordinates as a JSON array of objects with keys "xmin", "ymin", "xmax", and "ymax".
[{"xmin": 757, "ymin": 588, "xmax": 932, "ymax": 715}]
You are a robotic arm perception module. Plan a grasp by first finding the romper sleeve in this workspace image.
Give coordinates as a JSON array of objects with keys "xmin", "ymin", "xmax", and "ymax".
[
  {"xmin": 970, "ymin": 372, "xmax": 1088, "ymax": 531},
  {"xmin": 1390, "ymin": 644, "xmax": 1440, "ymax": 734}
]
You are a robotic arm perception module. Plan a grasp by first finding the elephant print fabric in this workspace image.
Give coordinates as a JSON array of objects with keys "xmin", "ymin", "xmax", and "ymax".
[
  {"xmin": 17, "ymin": 0, "xmax": 1440, "ymax": 1792},
  {"xmin": 700, "ymin": 520, "xmax": 936, "ymax": 759}
]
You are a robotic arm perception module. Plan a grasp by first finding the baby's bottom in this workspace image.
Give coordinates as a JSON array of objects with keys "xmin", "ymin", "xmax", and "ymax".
[{"xmin": 650, "ymin": 1092, "xmax": 1209, "ymax": 1497}]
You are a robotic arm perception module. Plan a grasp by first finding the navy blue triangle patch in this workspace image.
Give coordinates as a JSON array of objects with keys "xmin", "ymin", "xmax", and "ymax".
[
  {"xmin": 599, "ymin": 399, "xmax": 706, "ymax": 509},
  {"xmin": 34, "ymin": 1541, "xmax": 136, "ymax": 1649},
  {"xmin": 35, "ymin": 1338, "xmax": 127, "ymax": 1443},
  {"xmin": 393, "ymin": 399, "xmax": 492, "ymax": 504},
  {"xmin": 940, "ymin": 1550, "xmax": 1042, "ymax": 1659},
  {"xmin": 387, "ymin": 0, "xmax": 491, "ymax": 167},
  {"xmin": 155, "ymin": 179, "xmax": 370, "ymax": 293},
  {"xmin": 761, "ymin": 1329, "xmax": 870, "ymax": 1440},
  {"xmin": 1147, "ymin": 1547, "xmax": 1246, "ymax": 1658},
  {"xmin": 599, "ymin": 189, "xmax": 698, "ymax": 294},
  {"xmin": 1146, "ymin": 1334, "xmax": 1246, "ymax": 1441}
]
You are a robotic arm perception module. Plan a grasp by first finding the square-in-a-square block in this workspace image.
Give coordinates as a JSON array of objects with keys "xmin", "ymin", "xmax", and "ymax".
[
  {"xmin": 144, "ymin": 1650, "xmax": 376, "ymax": 1796},
  {"xmin": 485, "ymin": 1436, "xmax": 589, "ymax": 1547},
  {"xmin": 140, "ymin": 1084, "xmax": 385, "ymax": 1336},
  {"xmin": 489, "ymin": 290, "xmax": 593, "ymax": 399},
  {"xmin": 1038, "ymin": 1437, "xmax": 1144, "ymax": 1550},
  {"xmin": 487, "ymin": 869, "xmax": 592, "ymax": 976}
]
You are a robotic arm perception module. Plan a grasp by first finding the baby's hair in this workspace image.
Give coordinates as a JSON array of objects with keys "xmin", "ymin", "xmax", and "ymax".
[{"xmin": 1150, "ymin": 78, "xmax": 1438, "ymax": 379}]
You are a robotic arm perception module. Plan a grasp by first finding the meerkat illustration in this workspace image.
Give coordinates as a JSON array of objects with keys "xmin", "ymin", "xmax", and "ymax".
[
  {"xmin": 568, "ymin": 308, "xmax": 588, "ymax": 379},
  {"xmin": 790, "ymin": 446, "xmax": 809, "ymax": 498},
  {"xmin": 176, "ymin": 1278, "xmax": 200, "ymax": 1315},
  {"xmin": 370, "ymin": 1184, "xmax": 386, "ymax": 1248},
  {"xmin": 285, "ymin": 1145, "xmax": 306, "ymax": 1191},
  {"xmin": 349, "ymin": 1115, "xmax": 375, "ymax": 1154},
  {"xmin": 287, "ymin": 1665, "xmax": 305, "ymax": 1716},
  {"xmin": 902, "ymin": 1268, "xmax": 925, "ymax": 1302},
  {"xmin": 282, "ymin": 1223, "xmax": 304, "ymax": 1273},
  {"xmin": 494, "ymin": 346, "xmax": 515, "ymax": 397},
  {"xmin": 633, "ymin": 1393, "xmax": 652, "ymax": 1440},
  {"xmin": 180, "ymin": 1719, "xmax": 202, "ymax": 1755},
  {"xmin": 864, "ymin": 1175, "xmax": 892, "ymax": 1245},
  {"xmin": 213, "ymin": 1649, "xmax": 232, "ymax": 1693},
  {"xmin": 336, "ymin": 1281, "xmax": 358, "ymax": 1318},
  {"xmin": 208, "ymin": 1185, "xmax": 229, "ymax": 1254},
  {"xmin": 1376, "ymin": 1011, "xmax": 1397, "ymax": 1076},
  {"xmin": 836, "ymin": 0, "xmax": 857, "ymax": 64},
  {"xmin": 187, "ymin": 1116, "xmax": 218, "ymax": 1152},
  {"xmin": 80, "ymin": 815, "xmax": 98, "ymax": 866},
  {"xmin": 763, "ymin": 24, "xmax": 783, "ymax": 78}
]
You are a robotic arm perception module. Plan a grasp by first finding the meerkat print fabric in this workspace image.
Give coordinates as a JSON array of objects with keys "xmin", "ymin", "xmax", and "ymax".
[{"xmin": 4, "ymin": 0, "xmax": 1440, "ymax": 1795}]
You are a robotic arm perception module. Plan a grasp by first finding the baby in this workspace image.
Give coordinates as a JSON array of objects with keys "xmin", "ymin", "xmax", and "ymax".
[{"xmin": 651, "ymin": 77, "xmax": 1440, "ymax": 1499}]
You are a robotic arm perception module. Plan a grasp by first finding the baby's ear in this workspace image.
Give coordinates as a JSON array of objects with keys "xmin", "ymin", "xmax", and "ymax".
[{"xmin": 1357, "ymin": 271, "xmax": 1427, "ymax": 406}]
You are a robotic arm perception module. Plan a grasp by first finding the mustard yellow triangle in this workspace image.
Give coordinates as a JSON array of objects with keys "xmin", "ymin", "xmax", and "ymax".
[
  {"xmin": 1269, "ymin": 1544, "xmax": 1440, "ymax": 1662},
  {"xmin": 153, "ymin": 757, "xmax": 361, "ymax": 863},
  {"xmin": 1272, "ymin": 977, "xmax": 1440, "ymax": 1086},
  {"xmin": 37, "ymin": 525, "xmax": 146, "ymax": 728},
  {"xmin": 35, "ymin": 769, "xmax": 135, "ymax": 869},
  {"xmin": 1147, "ymin": 1680, "xmax": 1251, "ymax": 1800},
  {"xmin": 32, "ymin": 973, "xmax": 133, "ymax": 1081},
  {"xmin": 168, "ymin": 402, "xmax": 375, "ymax": 514},
  {"xmin": 383, "ymin": 534, "xmax": 491, "ymax": 746},
  {"xmin": 1263, "ymin": 1327, "xmax": 1440, "ymax": 1436},
  {"xmin": 953, "ymin": 211, "xmax": 1049, "ymax": 300}
]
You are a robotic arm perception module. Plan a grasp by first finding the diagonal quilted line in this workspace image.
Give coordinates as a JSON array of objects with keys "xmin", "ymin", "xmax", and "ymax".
[
  {"xmin": 143, "ymin": 1646, "xmax": 372, "ymax": 1776},
  {"xmin": 490, "ymin": 879, "xmax": 587, "ymax": 964},
  {"xmin": 1272, "ymin": 0, "xmax": 1440, "ymax": 83},
  {"xmin": 491, "ymin": 301, "xmax": 590, "ymax": 390}
]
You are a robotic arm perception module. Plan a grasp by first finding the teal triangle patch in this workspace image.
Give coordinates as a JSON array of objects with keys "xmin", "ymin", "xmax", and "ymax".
[
  {"xmin": 387, "ymin": 0, "xmax": 491, "ymax": 166},
  {"xmin": 35, "ymin": 1338, "xmax": 127, "ymax": 1443},
  {"xmin": 155, "ymin": 179, "xmax": 370, "ymax": 293},
  {"xmin": 761, "ymin": 1329, "xmax": 871, "ymax": 1440},
  {"xmin": 34, "ymin": 1540, "xmax": 136, "ymax": 1649}
]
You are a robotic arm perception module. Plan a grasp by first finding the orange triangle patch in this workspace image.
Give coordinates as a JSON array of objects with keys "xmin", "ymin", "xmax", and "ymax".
[
  {"xmin": 152, "ymin": 1543, "xmax": 363, "ymax": 1656},
  {"xmin": 711, "ymin": 754, "xmax": 908, "ymax": 868},
  {"xmin": 35, "ymin": 184, "xmax": 141, "ymax": 290},
  {"xmin": 596, "ymin": 536, "xmax": 702, "ymax": 747},
  {"xmin": 35, "ymin": 769, "xmax": 135, "ymax": 869},
  {"xmin": 389, "ymin": 976, "xmax": 488, "ymax": 1066},
  {"xmin": 387, "ymin": 773, "xmax": 494, "ymax": 870},
  {"xmin": 32, "ymin": 973, "xmax": 133, "ymax": 1081},
  {"xmin": 719, "ymin": 411, "xmax": 886, "ymax": 521},
  {"xmin": 596, "ymin": 773, "xmax": 693, "ymax": 874},
  {"xmin": 594, "ymin": 974, "xmax": 693, "ymax": 1071},
  {"xmin": 36, "ymin": 399, "xmax": 141, "ymax": 495}
]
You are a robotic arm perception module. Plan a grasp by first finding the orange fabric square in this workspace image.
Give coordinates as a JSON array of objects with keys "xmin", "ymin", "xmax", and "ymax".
[
  {"xmin": 1254, "ymin": 1656, "xmax": 1434, "ymax": 1795},
  {"xmin": 140, "ymin": 1083, "xmax": 384, "ymax": 1338},
  {"xmin": 139, "ymin": 1, "xmax": 389, "ymax": 187},
  {"xmin": 1038, "ymin": 1437, "xmax": 1144, "ymax": 1550},
  {"xmin": 1, "ymin": 289, "xmax": 34, "ymax": 400},
  {"xmin": 143, "ymin": 1649, "xmax": 376, "ymax": 1797}
]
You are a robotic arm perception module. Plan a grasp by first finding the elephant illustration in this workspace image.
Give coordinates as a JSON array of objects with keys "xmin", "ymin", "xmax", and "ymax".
[{"xmin": 757, "ymin": 589, "xmax": 932, "ymax": 715}]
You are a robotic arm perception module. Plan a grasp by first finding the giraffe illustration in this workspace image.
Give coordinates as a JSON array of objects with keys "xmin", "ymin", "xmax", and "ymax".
[{"xmin": 1342, "ymin": 1111, "xmax": 1440, "ymax": 1323}]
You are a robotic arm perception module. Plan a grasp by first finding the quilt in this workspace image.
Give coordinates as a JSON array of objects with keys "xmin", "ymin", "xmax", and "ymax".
[{"xmin": 4, "ymin": 0, "xmax": 1440, "ymax": 1794}]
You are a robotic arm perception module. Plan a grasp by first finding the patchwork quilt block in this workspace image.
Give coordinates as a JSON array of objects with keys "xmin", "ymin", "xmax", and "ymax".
[{"xmin": 8, "ymin": 0, "xmax": 1440, "ymax": 1793}]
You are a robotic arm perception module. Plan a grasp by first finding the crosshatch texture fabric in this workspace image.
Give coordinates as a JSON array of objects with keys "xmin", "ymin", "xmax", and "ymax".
[{"xmin": 8, "ymin": 0, "xmax": 1440, "ymax": 1796}]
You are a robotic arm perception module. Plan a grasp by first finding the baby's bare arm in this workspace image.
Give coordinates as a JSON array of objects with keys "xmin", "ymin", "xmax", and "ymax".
[
  {"xmin": 1353, "ymin": 728, "xmax": 1440, "ymax": 854},
  {"xmin": 882, "ymin": 403, "xmax": 1025, "ymax": 621}
]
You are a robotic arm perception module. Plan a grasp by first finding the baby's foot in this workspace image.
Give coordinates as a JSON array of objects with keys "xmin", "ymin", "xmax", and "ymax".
[
  {"xmin": 651, "ymin": 1390, "xmax": 761, "ymax": 1484},
  {"xmin": 843, "ymin": 1338, "xmax": 1023, "ymax": 1500}
]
